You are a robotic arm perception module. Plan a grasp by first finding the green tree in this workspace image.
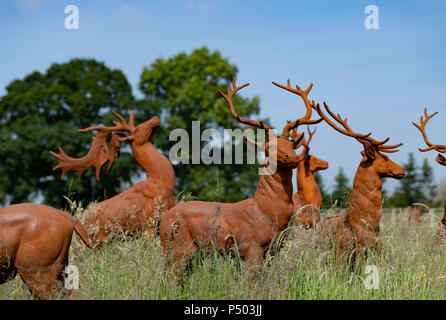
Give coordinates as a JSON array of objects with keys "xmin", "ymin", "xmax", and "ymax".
[
  {"xmin": 419, "ymin": 158, "xmax": 437, "ymax": 206},
  {"xmin": 139, "ymin": 47, "xmax": 262, "ymax": 202},
  {"xmin": 324, "ymin": 167, "xmax": 351, "ymax": 208},
  {"xmin": 385, "ymin": 153, "xmax": 425, "ymax": 207},
  {"xmin": 436, "ymin": 178, "xmax": 446, "ymax": 207},
  {"xmin": 0, "ymin": 59, "xmax": 141, "ymax": 207},
  {"xmin": 314, "ymin": 171, "xmax": 326, "ymax": 197}
]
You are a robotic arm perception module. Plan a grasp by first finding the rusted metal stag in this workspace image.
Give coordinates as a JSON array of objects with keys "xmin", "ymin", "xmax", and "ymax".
[
  {"xmin": 314, "ymin": 101, "xmax": 405, "ymax": 262},
  {"xmin": 413, "ymin": 108, "xmax": 446, "ymax": 231},
  {"xmin": 412, "ymin": 108, "xmax": 446, "ymax": 166},
  {"xmin": 291, "ymin": 126, "xmax": 328, "ymax": 228},
  {"xmin": 0, "ymin": 203, "xmax": 92, "ymax": 299},
  {"xmin": 50, "ymin": 112, "xmax": 176, "ymax": 245},
  {"xmin": 159, "ymin": 78, "xmax": 322, "ymax": 274}
]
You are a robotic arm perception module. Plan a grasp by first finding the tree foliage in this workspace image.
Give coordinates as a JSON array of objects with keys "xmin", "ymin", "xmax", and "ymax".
[
  {"xmin": 0, "ymin": 59, "xmax": 140, "ymax": 207},
  {"xmin": 139, "ymin": 47, "xmax": 262, "ymax": 202},
  {"xmin": 322, "ymin": 167, "xmax": 351, "ymax": 208},
  {"xmin": 384, "ymin": 153, "xmax": 437, "ymax": 207}
]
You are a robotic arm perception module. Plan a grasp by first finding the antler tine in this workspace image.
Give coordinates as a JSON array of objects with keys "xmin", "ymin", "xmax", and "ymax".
[
  {"xmin": 218, "ymin": 77, "xmax": 270, "ymax": 131},
  {"xmin": 301, "ymin": 125, "xmax": 316, "ymax": 147},
  {"xmin": 378, "ymin": 146, "xmax": 402, "ymax": 153},
  {"xmin": 49, "ymin": 130, "xmax": 119, "ymax": 181},
  {"xmin": 282, "ymin": 116, "xmax": 323, "ymax": 138},
  {"xmin": 79, "ymin": 110, "xmax": 136, "ymax": 135},
  {"xmin": 301, "ymin": 125, "xmax": 316, "ymax": 155},
  {"xmin": 314, "ymin": 102, "xmax": 371, "ymax": 139},
  {"xmin": 412, "ymin": 108, "xmax": 446, "ymax": 153},
  {"xmin": 271, "ymin": 79, "xmax": 313, "ymax": 98},
  {"xmin": 272, "ymin": 79, "xmax": 320, "ymax": 137},
  {"xmin": 272, "ymin": 79, "xmax": 313, "ymax": 118},
  {"xmin": 111, "ymin": 110, "xmax": 135, "ymax": 132},
  {"xmin": 49, "ymin": 110, "xmax": 139, "ymax": 181},
  {"xmin": 315, "ymin": 102, "xmax": 402, "ymax": 152},
  {"xmin": 78, "ymin": 126, "xmax": 115, "ymax": 133},
  {"xmin": 306, "ymin": 125, "xmax": 316, "ymax": 145}
]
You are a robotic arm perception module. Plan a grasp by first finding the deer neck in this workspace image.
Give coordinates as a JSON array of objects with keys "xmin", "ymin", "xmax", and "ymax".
[
  {"xmin": 346, "ymin": 161, "xmax": 382, "ymax": 237},
  {"xmin": 296, "ymin": 162, "xmax": 322, "ymax": 208},
  {"xmin": 130, "ymin": 142, "xmax": 175, "ymax": 192},
  {"xmin": 254, "ymin": 165, "xmax": 294, "ymax": 230}
]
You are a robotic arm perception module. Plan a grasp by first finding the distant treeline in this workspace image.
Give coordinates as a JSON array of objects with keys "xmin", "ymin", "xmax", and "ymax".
[
  {"xmin": 317, "ymin": 153, "xmax": 443, "ymax": 208},
  {"xmin": 0, "ymin": 47, "xmax": 443, "ymax": 209}
]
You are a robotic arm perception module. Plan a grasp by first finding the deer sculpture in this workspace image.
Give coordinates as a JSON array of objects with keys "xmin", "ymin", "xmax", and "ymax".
[
  {"xmin": 313, "ymin": 102, "xmax": 405, "ymax": 262},
  {"xmin": 412, "ymin": 108, "xmax": 446, "ymax": 230},
  {"xmin": 0, "ymin": 203, "xmax": 92, "ymax": 299},
  {"xmin": 159, "ymin": 78, "xmax": 322, "ymax": 274},
  {"xmin": 412, "ymin": 108, "xmax": 446, "ymax": 166},
  {"xmin": 291, "ymin": 126, "xmax": 328, "ymax": 228},
  {"xmin": 50, "ymin": 112, "xmax": 176, "ymax": 245},
  {"xmin": 408, "ymin": 204, "xmax": 424, "ymax": 223}
]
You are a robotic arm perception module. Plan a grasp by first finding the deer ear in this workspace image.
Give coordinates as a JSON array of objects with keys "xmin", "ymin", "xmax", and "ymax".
[
  {"xmin": 293, "ymin": 132, "xmax": 305, "ymax": 149},
  {"xmin": 244, "ymin": 137, "xmax": 265, "ymax": 152},
  {"xmin": 436, "ymin": 154, "xmax": 446, "ymax": 166},
  {"xmin": 362, "ymin": 142, "xmax": 376, "ymax": 160}
]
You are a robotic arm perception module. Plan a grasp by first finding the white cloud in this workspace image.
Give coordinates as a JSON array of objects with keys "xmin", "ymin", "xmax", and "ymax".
[
  {"xmin": 13, "ymin": 0, "xmax": 45, "ymax": 9},
  {"xmin": 115, "ymin": 4, "xmax": 144, "ymax": 18},
  {"xmin": 188, "ymin": 1, "xmax": 213, "ymax": 13},
  {"xmin": 198, "ymin": 1, "xmax": 213, "ymax": 13}
]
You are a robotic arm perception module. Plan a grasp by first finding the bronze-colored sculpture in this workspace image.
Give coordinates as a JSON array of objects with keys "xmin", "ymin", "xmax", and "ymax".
[
  {"xmin": 413, "ymin": 108, "xmax": 446, "ymax": 230},
  {"xmin": 313, "ymin": 102, "xmax": 405, "ymax": 262},
  {"xmin": 412, "ymin": 108, "xmax": 446, "ymax": 166},
  {"xmin": 408, "ymin": 205, "xmax": 424, "ymax": 223},
  {"xmin": 291, "ymin": 126, "xmax": 328, "ymax": 228},
  {"xmin": 50, "ymin": 112, "xmax": 176, "ymax": 245},
  {"xmin": 159, "ymin": 78, "xmax": 322, "ymax": 274},
  {"xmin": 0, "ymin": 203, "xmax": 92, "ymax": 299}
]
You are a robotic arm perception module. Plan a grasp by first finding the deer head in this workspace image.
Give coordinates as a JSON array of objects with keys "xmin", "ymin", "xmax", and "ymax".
[
  {"xmin": 312, "ymin": 102, "xmax": 405, "ymax": 179},
  {"xmin": 218, "ymin": 78, "xmax": 322, "ymax": 170},
  {"xmin": 412, "ymin": 108, "xmax": 446, "ymax": 166},
  {"xmin": 50, "ymin": 111, "xmax": 161, "ymax": 181}
]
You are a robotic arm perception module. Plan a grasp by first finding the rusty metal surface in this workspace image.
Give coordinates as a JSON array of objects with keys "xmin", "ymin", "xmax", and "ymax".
[
  {"xmin": 314, "ymin": 100, "xmax": 405, "ymax": 262},
  {"xmin": 0, "ymin": 203, "xmax": 92, "ymax": 299},
  {"xmin": 50, "ymin": 112, "xmax": 176, "ymax": 245},
  {"xmin": 159, "ymin": 78, "xmax": 322, "ymax": 275}
]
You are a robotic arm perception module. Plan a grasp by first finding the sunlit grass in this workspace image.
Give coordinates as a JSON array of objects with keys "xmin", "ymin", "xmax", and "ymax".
[{"xmin": 1, "ymin": 208, "xmax": 445, "ymax": 300}]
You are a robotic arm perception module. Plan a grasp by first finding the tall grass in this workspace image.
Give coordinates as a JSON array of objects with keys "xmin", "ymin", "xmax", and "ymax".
[{"xmin": 1, "ymin": 209, "xmax": 445, "ymax": 299}]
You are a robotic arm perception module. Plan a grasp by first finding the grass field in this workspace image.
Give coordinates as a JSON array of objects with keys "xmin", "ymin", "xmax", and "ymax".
[{"xmin": 1, "ymin": 209, "xmax": 446, "ymax": 300}]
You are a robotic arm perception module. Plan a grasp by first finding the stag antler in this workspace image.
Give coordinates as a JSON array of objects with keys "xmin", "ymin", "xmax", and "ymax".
[
  {"xmin": 80, "ymin": 111, "xmax": 136, "ymax": 141},
  {"xmin": 291, "ymin": 125, "xmax": 316, "ymax": 156},
  {"xmin": 313, "ymin": 102, "xmax": 403, "ymax": 153},
  {"xmin": 218, "ymin": 78, "xmax": 271, "ymax": 131},
  {"xmin": 271, "ymin": 79, "xmax": 322, "ymax": 138},
  {"xmin": 302, "ymin": 125, "xmax": 316, "ymax": 154},
  {"xmin": 412, "ymin": 108, "xmax": 446, "ymax": 153},
  {"xmin": 49, "ymin": 111, "xmax": 135, "ymax": 181}
]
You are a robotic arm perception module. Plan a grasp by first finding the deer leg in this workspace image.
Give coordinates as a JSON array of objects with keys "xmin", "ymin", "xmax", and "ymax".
[
  {"xmin": 17, "ymin": 264, "xmax": 65, "ymax": 300},
  {"xmin": 243, "ymin": 244, "xmax": 264, "ymax": 271},
  {"xmin": 15, "ymin": 236, "xmax": 75, "ymax": 300},
  {"xmin": 161, "ymin": 218, "xmax": 196, "ymax": 278}
]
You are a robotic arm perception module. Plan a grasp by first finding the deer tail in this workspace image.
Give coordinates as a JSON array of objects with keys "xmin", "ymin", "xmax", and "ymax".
[{"xmin": 73, "ymin": 217, "xmax": 93, "ymax": 249}]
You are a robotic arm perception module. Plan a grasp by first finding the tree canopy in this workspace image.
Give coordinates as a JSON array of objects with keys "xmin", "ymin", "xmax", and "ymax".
[
  {"xmin": 139, "ymin": 47, "xmax": 262, "ymax": 202},
  {"xmin": 385, "ymin": 153, "xmax": 437, "ymax": 207},
  {"xmin": 1, "ymin": 50, "xmax": 443, "ymax": 209},
  {"xmin": 321, "ymin": 167, "xmax": 351, "ymax": 208},
  {"xmin": 0, "ymin": 59, "xmax": 141, "ymax": 207}
]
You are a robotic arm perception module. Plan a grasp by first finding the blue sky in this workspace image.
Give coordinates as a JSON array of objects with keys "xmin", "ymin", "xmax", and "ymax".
[{"xmin": 1, "ymin": 0, "xmax": 445, "ymax": 194}]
